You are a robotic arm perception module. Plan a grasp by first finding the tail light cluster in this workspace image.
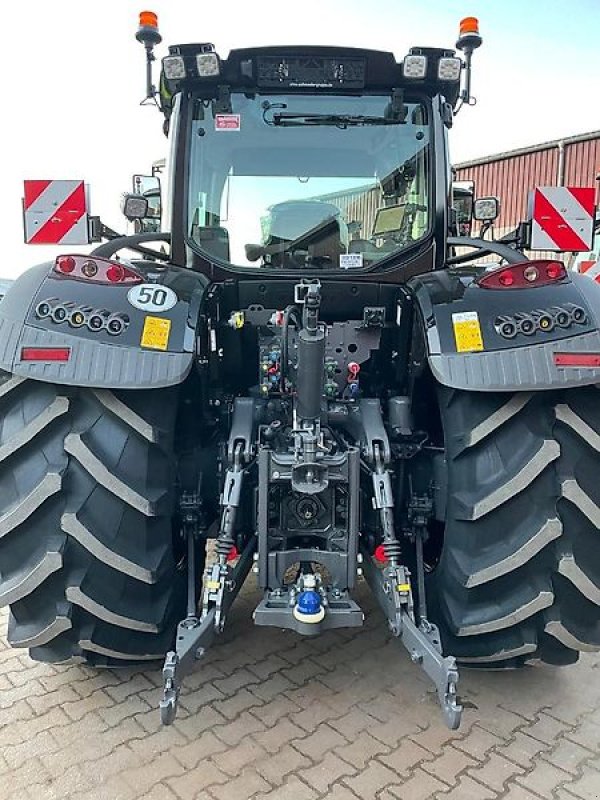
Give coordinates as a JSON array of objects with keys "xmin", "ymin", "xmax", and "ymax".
[
  {"xmin": 54, "ymin": 255, "xmax": 142, "ymax": 285},
  {"xmin": 35, "ymin": 298, "xmax": 129, "ymax": 336},
  {"xmin": 477, "ymin": 260, "xmax": 568, "ymax": 290},
  {"xmin": 494, "ymin": 303, "xmax": 587, "ymax": 339}
]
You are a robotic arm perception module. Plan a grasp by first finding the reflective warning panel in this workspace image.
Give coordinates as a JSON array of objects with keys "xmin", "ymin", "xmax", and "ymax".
[
  {"xmin": 23, "ymin": 180, "xmax": 90, "ymax": 245},
  {"xmin": 529, "ymin": 186, "xmax": 596, "ymax": 252}
]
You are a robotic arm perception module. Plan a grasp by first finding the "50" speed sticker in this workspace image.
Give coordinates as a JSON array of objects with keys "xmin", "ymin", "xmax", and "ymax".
[{"xmin": 127, "ymin": 284, "xmax": 177, "ymax": 313}]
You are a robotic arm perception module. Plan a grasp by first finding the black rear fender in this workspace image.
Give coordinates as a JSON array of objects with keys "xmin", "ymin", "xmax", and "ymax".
[
  {"xmin": 0, "ymin": 260, "xmax": 208, "ymax": 389},
  {"xmin": 409, "ymin": 268, "xmax": 600, "ymax": 391}
]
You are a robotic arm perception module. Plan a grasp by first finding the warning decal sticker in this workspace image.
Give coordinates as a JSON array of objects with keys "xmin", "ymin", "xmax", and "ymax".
[
  {"xmin": 452, "ymin": 311, "xmax": 484, "ymax": 353},
  {"xmin": 215, "ymin": 114, "xmax": 241, "ymax": 131},
  {"xmin": 141, "ymin": 316, "xmax": 171, "ymax": 351}
]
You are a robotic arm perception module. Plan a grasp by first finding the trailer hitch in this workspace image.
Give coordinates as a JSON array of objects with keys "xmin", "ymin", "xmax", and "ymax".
[
  {"xmin": 159, "ymin": 535, "xmax": 256, "ymax": 725},
  {"xmin": 360, "ymin": 542, "xmax": 462, "ymax": 730}
]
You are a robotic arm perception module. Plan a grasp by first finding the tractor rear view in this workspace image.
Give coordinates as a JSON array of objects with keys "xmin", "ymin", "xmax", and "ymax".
[{"xmin": 0, "ymin": 13, "xmax": 599, "ymax": 731}]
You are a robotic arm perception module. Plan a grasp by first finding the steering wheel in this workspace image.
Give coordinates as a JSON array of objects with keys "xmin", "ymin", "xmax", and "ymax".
[
  {"xmin": 446, "ymin": 236, "xmax": 528, "ymax": 266},
  {"xmin": 91, "ymin": 232, "xmax": 171, "ymax": 260}
]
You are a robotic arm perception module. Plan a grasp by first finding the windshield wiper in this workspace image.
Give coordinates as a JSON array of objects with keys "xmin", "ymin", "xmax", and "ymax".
[{"xmin": 270, "ymin": 112, "xmax": 404, "ymax": 128}]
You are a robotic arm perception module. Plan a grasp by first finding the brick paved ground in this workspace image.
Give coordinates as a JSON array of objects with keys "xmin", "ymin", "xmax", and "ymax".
[{"xmin": 1, "ymin": 581, "xmax": 599, "ymax": 800}]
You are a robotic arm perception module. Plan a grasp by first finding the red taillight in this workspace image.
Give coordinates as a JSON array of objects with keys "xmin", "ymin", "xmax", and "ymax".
[
  {"xmin": 53, "ymin": 255, "xmax": 142, "ymax": 285},
  {"xmin": 477, "ymin": 260, "xmax": 568, "ymax": 289},
  {"xmin": 56, "ymin": 256, "xmax": 76, "ymax": 274},
  {"xmin": 554, "ymin": 353, "xmax": 600, "ymax": 367},
  {"xmin": 546, "ymin": 262, "xmax": 564, "ymax": 280},
  {"xmin": 106, "ymin": 264, "xmax": 125, "ymax": 283},
  {"xmin": 21, "ymin": 347, "xmax": 70, "ymax": 362},
  {"xmin": 498, "ymin": 270, "xmax": 515, "ymax": 287}
]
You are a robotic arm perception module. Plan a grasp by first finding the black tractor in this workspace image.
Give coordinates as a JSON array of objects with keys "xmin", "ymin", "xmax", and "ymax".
[{"xmin": 1, "ymin": 14, "xmax": 599, "ymax": 730}]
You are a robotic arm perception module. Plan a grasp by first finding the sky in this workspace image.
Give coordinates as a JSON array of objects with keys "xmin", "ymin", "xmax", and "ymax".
[{"xmin": 2, "ymin": 0, "xmax": 599, "ymax": 279}]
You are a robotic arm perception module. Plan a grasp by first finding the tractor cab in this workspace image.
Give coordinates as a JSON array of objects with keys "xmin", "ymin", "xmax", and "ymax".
[{"xmin": 149, "ymin": 30, "xmax": 483, "ymax": 281}]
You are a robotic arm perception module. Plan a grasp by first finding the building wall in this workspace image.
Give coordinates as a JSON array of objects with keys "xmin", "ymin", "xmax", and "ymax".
[{"xmin": 454, "ymin": 132, "xmax": 600, "ymax": 235}]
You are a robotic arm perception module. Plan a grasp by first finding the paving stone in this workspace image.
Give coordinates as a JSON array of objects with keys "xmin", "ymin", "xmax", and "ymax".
[
  {"xmin": 39, "ymin": 718, "xmax": 145, "ymax": 772},
  {"xmin": 328, "ymin": 708, "xmax": 380, "ymax": 740},
  {"xmin": 168, "ymin": 760, "xmax": 230, "ymax": 796},
  {"xmin": 254, "ymin": 744, "xmax": 311, "ymax": 786},
  {"xmin": 499, "ymin": 786, "xmax": 549, "ymax": 800},
  {"xmin": 3, "ymin": 730, "xmax": 61, "ymax": 771},
  {"xmin": 475, "ymin": 705, "xmax": 527, "ymax": 739},
  {"xmin": 369, "ymin": 717, "xmax": 424, "ymax": 747},
  {"xmin": 128, "ymin": 727, "xmax": 187, "ymax": 760},
  {"xmin": 61, "ymin": 688, "xmax": 116, "ymax": 721},
  {"xmin": 407, "ymin": 723, "xmax": 464, "ymax": 756},
  {"xmin": 523, "ymin": 711, "xmax": 574, "ymax": 745},
  {"xmin": 281, "ymin": 657, "xmax": 328, "ymax": 686},
  {"xmin": 250, "ymin": 673, "xmax": 295, "ymax": 702},
  {"xmin": 432, "ymin": 775, "xmax": 498, "ymax": 800},
  {"xmin": 173, "ymin": 731, "xmax": 229, "ymax": 770},
  {"xmin": 542, "ymin": 737, "xmax": 596, "ymax": 775},
  {"xmin": 26, "ymin": 684, "xmax": 80, "ymax": 714},
  {"xmin": 515, "ymin": 760, "xmax": 573, "ymax": 797},
  {"xmin": 287, "ymin": 694, "xmax": 341, "ymax": 731},
  {"xmin": 294, "ymin": 724, "xmax": 348, "ymax": 760},
  {"xmin": 247, "ymin": 655, "xmax": 290, "ymax": 680},
  {"xmin": 421, "ymin": 745, "xmax": 477, "ymax": 783},
  {"xmin": 565, "ymin": 716, "xmax": 600, "ymax": 751},
  {"xmin": 301, "ymin": 752, "xmax": 357, "ymax": 793},
  {"xmin": 499, "ymin": 730, "xmax": 553, "ymax": 769},
  {"xmin": 213, "ymin": 687, "xmax": 263, "ymax": 719},
  {"xmin": 385, "ymin": 768, "xmax": 450, "ymax": 800},
  {"xmin": 212, "ymin": 737, "xmax": 266, "ymax": 775},
  {"xmin": 213, "ymin": 710, "xmax": 266, "ymax": 746},
  {"xmin": 321, "ymin": 785, "xmax": 361, "ymax": 800},
  {"xmin": 69, "ymin": 774, "xmax": 133, "ymax": 800},
  {"xmin": 208, "ymin": 769, "xmax": 271, "ymax": 800},
  {"xmin": 248, "ymin": 695, "xmax": 301, "ymax": 728},
  {"xmin": 450, "ymin": 724, "xmax": 504, "ymax": 761},
  {"xmin": 334, "ymin": 731, "xmax": 389, "ymax": 769},
  {"xmin": 253, "ymin": 717, "xmax": 305, "ymax": 754},
  {"xmin": 97, "ymin": 694, "xmax": 152, "ymax": 727},
  {"xmin": 121, "ymin": 751, "xmax": 185, "ymax": 795},
  {"xmin": 135, "ymin": 785, "xmax": 179, "ymax": 800},
  {"xmin": 342, "ymin": 760, "xmax": 399, "ymax": 799},
  {"xmin": 379, "ymin": 739, "xmax": 435, "ymax": 776},
  {"xmin": 560, "ymin": 764, "xmax": 600, "ymax": 800},
  {"xmin": 104, "ymin": 673, "xmax": 155, "ymax": 703},
  {"xmin": 0, "ymin": 757, "xmax": 53, "ymax": 800},
  {"xmin": 212, "ymin": 668, "xmax": 261, "ymax": 695},
  {"xmin": 256, "ymin": 775, "xmax": 318, "ymax": 800},
  {"xmin": 169, "ymin": 677, "xmax": 221, "ymax": 709},
  {"xmin": 0, "ymin": 707, "xmax": 71, "ymax": 748},
  {"xmin": 173, "ymin": 706, "xmax": 227, "ymax": 741},
  {"xmin": 466, "ymin": 752, "xmax": 526, "ymax": 793}
]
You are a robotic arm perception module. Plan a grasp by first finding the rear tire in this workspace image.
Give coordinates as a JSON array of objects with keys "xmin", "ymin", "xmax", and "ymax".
[
  {"xmin": 0, "ymin": 371, "xmax": 186, "ymax": 666},
  {"xmin": 429, "ymin": 385, "xmax": 600, "ymax": 667}
]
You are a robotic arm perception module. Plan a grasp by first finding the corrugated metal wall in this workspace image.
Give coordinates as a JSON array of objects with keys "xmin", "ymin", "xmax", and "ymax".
[
  {"xmin": 333, "ymin": 186, "xmax": 382, "ymax": 238},
  {"xmin": 565, "ymin": 137, "xmax": 600, "ymax": 187},
  {"xmin": 454, "ymin": 132, "xmax": 599, "ymax": 234}
]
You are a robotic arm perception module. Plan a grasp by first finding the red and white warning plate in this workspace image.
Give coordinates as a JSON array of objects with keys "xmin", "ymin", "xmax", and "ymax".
[
  {"xmin": 23, "ymin": 180, "xmax": 90, "ymax": 245},
  {"xmin": 529, "ymin": 186, "xmax": 596, "ymax": 252}
]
